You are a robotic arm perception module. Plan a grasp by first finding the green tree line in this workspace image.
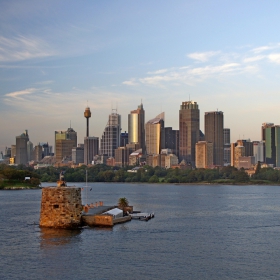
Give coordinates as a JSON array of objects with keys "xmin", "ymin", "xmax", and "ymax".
[{"xmin": 32, "ymin": 164, "xmax": 280, "ymax": 184}]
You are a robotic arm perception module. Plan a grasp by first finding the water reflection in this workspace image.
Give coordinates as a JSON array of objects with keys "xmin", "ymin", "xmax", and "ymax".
[{"xmin": 40, "ymin": 227, "xmax": 82, "ymax": 247}]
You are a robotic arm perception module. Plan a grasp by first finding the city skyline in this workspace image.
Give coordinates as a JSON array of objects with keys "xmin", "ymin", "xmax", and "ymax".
[{"xmin": 1, "ymin": 1, "xmax": 280, "ymax": 152}]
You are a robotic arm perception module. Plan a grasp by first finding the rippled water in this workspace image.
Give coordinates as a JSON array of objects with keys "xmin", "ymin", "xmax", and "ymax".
[{"xmin": 1, "ymin": 183, "xmax": 280, "ymax": 279}]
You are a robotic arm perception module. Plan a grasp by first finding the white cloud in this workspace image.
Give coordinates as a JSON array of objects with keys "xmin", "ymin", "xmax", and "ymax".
[
  {"xmin": 243, "ymin": 55, "xmax": 265, "ymax": 63},
  {"xmin": 122, "ymin": 79, "xmax": 139, "ymax": 86},
  {"xmin": 268, "ymin": 53, "xmax": 280, "ymax": 64},
  {"xmin": 147, "ymin": 69, "xmax": 168, "ymax": 75},
  {"xmin": 0, "ymin": 35, "xmax": 55, "ymax": 62},
  {"xmin": 187, "ymin": 51, "xmax": 220, "ymax": 62},
  {"xmin": 5, "ymin": 88, "xmax": 37, "ymax": 99}
]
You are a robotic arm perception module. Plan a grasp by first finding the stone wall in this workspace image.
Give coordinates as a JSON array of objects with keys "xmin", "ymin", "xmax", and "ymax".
[{"xmin": 40, "ymin": 187, "xmax": 83, "ymax": 229}]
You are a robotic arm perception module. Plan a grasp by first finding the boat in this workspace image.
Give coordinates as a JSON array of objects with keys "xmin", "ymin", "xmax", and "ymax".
[{"xmin": 130, "ymin": 212, "xmax": 155, "ymax": 221}]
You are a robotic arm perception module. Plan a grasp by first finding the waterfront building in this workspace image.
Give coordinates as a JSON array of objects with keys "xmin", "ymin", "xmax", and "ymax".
[
  {"xmin": 16, "ymin": 130, "xmax": 29, "ymax": 165},
  {"xmin": 195, "ymin": 141, "xmax": 213, "ymax": 169},
  {"xmin": 145, "ymin": 112, "xmax": 165, "ymax": 155},
  {"xmin": 179, "ymin": 100, "xmax": 200, "ymax": 165},
  {"xmin": 164, "ymin": 127, "xmax": 179, "ymax": 157},
  {"xmin": 84, "ymin": 136, "xmax": 99, "ymax": 165},
  {"xmin": 100, "ymin": 110, "xmax": 121, "ymax": 157},
  {"xmin": 204, "ymin": 111, "xmax": 224, "ymax": 166},
  {"xmin": 128, "ymin": 103, "xmax": 145, "ymax": 154},
  {"xmin": 238, "ymin": 156, "xmax": 255, "ymax": 169}
]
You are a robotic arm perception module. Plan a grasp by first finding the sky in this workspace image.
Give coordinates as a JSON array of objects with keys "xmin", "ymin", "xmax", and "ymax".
[{"xmin": 1, "ymin": 0, "xmax": 280, "ymax": 153}]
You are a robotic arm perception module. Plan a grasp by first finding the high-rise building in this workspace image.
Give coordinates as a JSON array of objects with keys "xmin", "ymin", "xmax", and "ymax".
[
  {"xmin": 33, "ymin": 145, "xmax": 43, "ymax": 162},
  {"xmin": 265, "ymin": 125, "xmax": 280, "ymax": 167},
  {"xmin": 224, "ymin": 128, "xmax": 231, "ymax": 165},
  {"xmin": 84, "ymin": 137, "xmax": 99, "ymax": 165},
  {"xmin": 164, "ymin": 127, "xmax": 179, "ymax": 157},
  {"xmin": 16, "ymin": 130, "xmax": 29, "ymax": 165},
  {"xmin": 231, "ymin": 140, "xmax": 245, "ymax": 168},
  {"xmin": 55, "ymin": 128, "xmax": 77, "ymax": 161},
  {"xmin": 100, "ymin": 110, "xmax": 121, "ymax": 157},
  {"xmin": 195, "ymin": 141, "xmax": 213, "ymax": 169},
  {"xmin": 72, "ymin": 146, "xmax": 84, "ymax": 164},
  {"xmin": 128, "ymin": 103, "xmax": 145, "ymax": 154},
  {"xmin": 205, "ymin": 111, "xmax": 224, "ymax": 166},
  {"xmin": 120, "ymin": 131, "xmax": 129, "ymax": 147},
  {"xmin": 145, "ymin": 112, "xmax": 165, "ymax": 155},
  {"xmin": 253, "ymin": 141, "xmax": 264, "ymax": 162},
  {"xmin": 179, "ymin": 101, "xmax": 200, "ymax": 165}
]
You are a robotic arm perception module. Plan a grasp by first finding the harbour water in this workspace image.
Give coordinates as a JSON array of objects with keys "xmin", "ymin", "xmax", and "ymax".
[{"xmin": 1, "ymin": 183, "xmax": 280, "ymax": 280}]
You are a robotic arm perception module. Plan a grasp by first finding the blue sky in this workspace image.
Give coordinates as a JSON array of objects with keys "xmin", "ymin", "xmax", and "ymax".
[{"xmin": 1, "ymin": 0, "xmax": 280, "ymax": 152}]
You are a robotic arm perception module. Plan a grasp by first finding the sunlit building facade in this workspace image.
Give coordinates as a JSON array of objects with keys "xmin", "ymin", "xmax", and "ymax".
[
  {"xmin": 179, "ymin": 101, "xmax": 200, "ymax": 165},
  {"xmin": 128, "ymin": 103, "xmax": 145, "ymax": 154}
]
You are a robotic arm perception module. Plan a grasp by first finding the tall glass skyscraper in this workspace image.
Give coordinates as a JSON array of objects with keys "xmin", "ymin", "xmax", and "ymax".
[
  {"xmin": 100, "ymin": 110, "xmax": 121, "ymax": 157},
  {"xmin": 205, "ymin": 111, "xmax": 224, "ymax": 166},
  {"xmin": 179, "ymin": 101, "xmax": 200, "ymax": 165},
  {"xmin": 128, "ymin": 103, "xmax": 145, "ymax": 154},
  {"xmin": 145, "ymin": 112, "xmax": 165, "ymax": 155}
]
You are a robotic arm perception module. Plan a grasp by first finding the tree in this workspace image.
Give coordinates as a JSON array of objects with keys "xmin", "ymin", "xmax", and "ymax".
[{"xmin": 118, "ymin": 197, "xmax": 129, "ymax": 208}]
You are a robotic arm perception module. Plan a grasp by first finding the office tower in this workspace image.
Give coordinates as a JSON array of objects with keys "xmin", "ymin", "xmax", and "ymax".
[
  {"xmin": 265, "ymin": 125, "xmax": 280, "ymax": 167},
  {"xmin": 128, "ymin": 103, "xmax": 145, "ymax": 154},
  {"xmin": 164, "ymin": 127, "xmax": 179, "ymax": 157},
  {"xmin": 16, "ymin": 130, "xmax": 29, "ymax": 165},
  {"xmin": 84, "ymin": 136, "xmax": 99, "ymax": 165},
  {"xmin": 205, "ymin": 111, "xmax": 224, "ymax": 166},
  {"xmin": 56, "ymin": 139, "xmax": 75, "ymax": 161},
  {"xmin": 224, "ymin": 128, "xmax": 231, "ymax": 165},
  {"xmin": 120, "ymin": 131, "xmax": 129, "ymax": 147},
  {"xmin": 72, "ymin": 146, "xmax": 84, "ymax": 164},
  {"xmin": 195, "ymin": 141, "xmax": 213, "ymax": 168},
  {"xmin": 27, "ymin": 141, "xmax": 33, "ymax": 162},
  {"xmin": 231, "ymin": 140, "xmax": 245, "ymax": 168},
  {"xmin": 262, "ymin": 123, "xmax": 274, "ymax": 141},
  {"xmin": 179, "ymin": 101, "xmax": 200, "ymax": 165},
  {"xmin": 84, "ymin": 106, "xmax": 91, "ymax": 137},
  {"xmin": 146, "ymin": 112, "xmax": 165, "ymax": 155},
  {"xmin": 115, "ymin": 147, "xmax": 129, "ymax": 167},
  {"xmin": 241, "ymin": 139, "xmax": 253, "ymax": 156},
  {"xmin": 33, "ymin": 145, "xmax": 43, "ymax": 162},
  {"xmin": 41, "ymin": 143, "xmax": 51, "ymax": 157},
  {"xmin": 11, "ymin": 145, "xmax": 16, "ymax": 158},
  {"xmin": 55, "ymin": 128, "xmax": 77, "ymax": 161},
  {"xmin": 100, "ymin": 110, "xmax": 121, "ymax": 157},
  {"xmin": 253, "ymin": 141, "xmax": 264, "ymax": 162}
]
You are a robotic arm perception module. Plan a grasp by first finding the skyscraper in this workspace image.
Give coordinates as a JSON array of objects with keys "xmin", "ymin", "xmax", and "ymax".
[
  {"xmin": 100, "ymin": 110, "xmax": 121, "ymax": 157},
  {"xmin": 16, "ymin": 130, "xmax": 29, "ymax": 165},
  {"xmin": 224, "ymin": 128, "xmax": 231, "ymax": 165},
  {"xmin": 164, "ymin": 127, "xmax": 179, "ymax": 157},
  {"xmin": 128, "ymin": 103, "xmax": 145, "ymax": 154},
  {"xmin": 145, "ymin": 112, "xmax": 165, "ymax": 155},
  {"xmin": 205, "ymin": 111, "xmax": 224, "ymax": 166},
  {"xmin": 179, "ymin": 101, "xmax": 200, "ymax": 165},
  {"xmin": 195, "ymin": 141, "xmax": 213, "ymax": 169},
  {"xmin": 265, "ymin": 125, "xmax": 280, "ymax": 167},
  {"xmin": 55, "ymin": 128, "xmax": 77, "ymax": 161},
  {"xmin": 84, "ymin": 136, "xmax": 99, "ymax": 165}
]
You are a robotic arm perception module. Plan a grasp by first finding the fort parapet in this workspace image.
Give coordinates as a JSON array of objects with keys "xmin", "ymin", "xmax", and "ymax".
[{"xmin": 39, "ymin": 187, "xmax": 83, "ymax": 229}]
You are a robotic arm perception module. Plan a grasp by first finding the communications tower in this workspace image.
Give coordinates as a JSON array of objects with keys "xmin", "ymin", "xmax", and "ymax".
[{"xmin": 84, "ymin": 106, "xmax": 91, "ymax": 137}]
